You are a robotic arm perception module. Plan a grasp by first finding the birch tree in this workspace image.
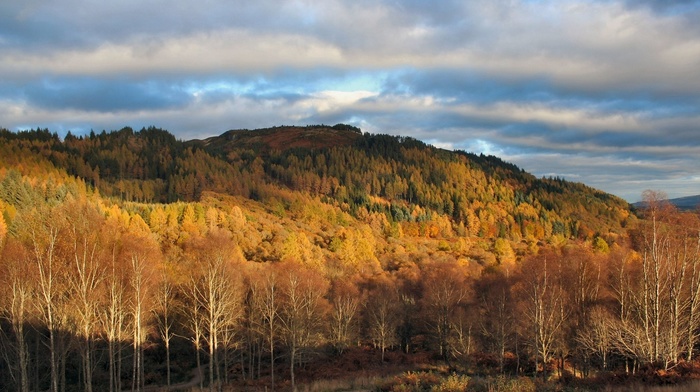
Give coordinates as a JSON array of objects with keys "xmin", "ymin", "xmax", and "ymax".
[
  {"xmin": 251, "ymin": 265, "xmax": 280, "ymax": 392},
  {"xmin": 125, "ymin": 232, "xmax": 160, "ymax": 392},
  {"xmin": 278, "ymin": 262, "xmax": 329, "ymax": 392},
  {"xmin": 21, "ymin": 206, "xmax": 64, "ymax": 392},
  {"xmin": 65, "ymin": 200, "xmax": 104, "ymax": 392},
  {"xmin": 328, "ymin": 278, "xmax": 361, "ymax": 354},
  {"xmin": 0, "ymin": 240, "xmax": 33, "ymax": 392},
  {"xmin": 518, "ymin": 252, "xmax": 568, "ymax": 380},
  {"xmin": 475, "ymin": 269, "xmax": 515, "ymax": 373},
  {"xmin": 421, "ymin": 260, "xmax": 468, "ymax": 360},
  {"xmin": 365, "ymin": 276, "xmax": 399, "ymax": 364},
  {"xmin": 154, "ymin": 272, "xmax": 176, "ymax": 387},
  {"xmin": 189, "ymin": 230, "xmax": 245, "ymax": 392},
  {"xmin": 100, "ymin": 211, "xmax": 131, "ymax": 392}
]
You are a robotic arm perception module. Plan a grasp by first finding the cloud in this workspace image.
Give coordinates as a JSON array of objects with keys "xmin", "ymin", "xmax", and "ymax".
[
  {"xmin": 19, "ymin": 77, "xmax": 192, "ymax": 111},
  {"xmin": 1, "ymin": 0, "xmax": 700, "ymax": 201}
]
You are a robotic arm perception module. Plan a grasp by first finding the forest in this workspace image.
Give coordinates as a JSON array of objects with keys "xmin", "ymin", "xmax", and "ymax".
[{"xmin": 0, "ymin": 125, "xmax": 699, "ymax": 392}]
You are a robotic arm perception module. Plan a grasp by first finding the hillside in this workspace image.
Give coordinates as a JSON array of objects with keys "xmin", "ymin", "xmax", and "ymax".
[
  {"xmin": 0, "ymin": 125, "xmax": 632, "ymax": 246},
  {"xmin": 4, "ymin": 124, "xmax": 700, "ymax": 392}
]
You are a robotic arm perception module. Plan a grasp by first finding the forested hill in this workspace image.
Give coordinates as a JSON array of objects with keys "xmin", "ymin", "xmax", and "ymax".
[
  {"xmin": 0, "ymin": 124, "xmax": 631, "ymax": 244},
  {"xmin": 0, "ymin": 123, "xmax": 647, "ymax": 391}
]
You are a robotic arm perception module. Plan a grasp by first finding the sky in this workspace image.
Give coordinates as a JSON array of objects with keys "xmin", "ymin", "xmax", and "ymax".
[{"xmin": 2, "ymin": 0, "xmax": 700, "ymax": 202}]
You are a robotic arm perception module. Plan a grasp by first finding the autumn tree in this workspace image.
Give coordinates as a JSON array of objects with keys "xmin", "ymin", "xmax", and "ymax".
[
  {"xmin": 561, "ymin": 246, "xmax": 602, "ymax": 375},
  {"xmin": 100, "ymin": 208, "xmax": 132, "ymax": 392},
  {"xmin": 364, "ymin": 274, "xmax": 400, "ymax": 363},
  {"xmin": 0, "ymin": 239, "xmax": 33, "ymax": 392},
  {"xmin": 187, "ymin": 229, "xmax": 245, "ymax": 392},
  {"xmin": 278, "ymin": 261, "xmax": 329, "ymax": 391},
  {"xmin": 124, "ymin": 230, "xmax": 161, "ymax": 392},
  {"xmin": 517, "ymin": 251, "xmax": 568, "ymax": 380},
  {"xmin": 18, "ymin": 205, "xmax": 66, "ymax": 392},
  {"xmin": 576, "ymin": 306, "xmax": 615, "ymax": 371},
  {"xmin": 475, "ymin": 268, "xmax": 516, "ymax": 373},
  {"xmin": 328, "ymin": 278, "xmax": 361, "ymax": 354},
  {"xmin": 250, "ymin": 265, "xmax": 281, "ymax": 392},
  {"xmin": 154, "ymin": 270, "xmax": 176, "ymax": 387},
  {"xmin": 421, "ymin": 260, "xmax": 469, "ymax": 360},
  {"xmin": 64, "ymin": 199, "xmax": 105, "ymax": 392},
  {"xmin": 606, "ymin": 248, "xmax": 647, "ymax": 371}
]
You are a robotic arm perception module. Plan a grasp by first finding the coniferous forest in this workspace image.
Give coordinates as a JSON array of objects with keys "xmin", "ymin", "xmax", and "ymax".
[{"xmin": 1, "ymin": 125, "xmax": 699, "ymax": 391}]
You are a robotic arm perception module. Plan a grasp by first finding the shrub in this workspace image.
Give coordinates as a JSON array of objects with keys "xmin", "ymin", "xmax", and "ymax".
[
  {"xmin": 431, "ymin": 373, "xmax": 471, "ymax": 392},
  {"xmin": 382, "ymin": 371, "xmax": 441, "ymax": 392},
  {"xmin": 469, "ymin": 375, "xmax": 537, "ymax": 392}
]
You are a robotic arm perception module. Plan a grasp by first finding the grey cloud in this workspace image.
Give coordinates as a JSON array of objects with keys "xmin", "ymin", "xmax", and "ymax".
[
  {"xmin": 381, "ymin": 69, "xmax": 555, "ymax": 105},
  {"xmin": 378, "ymin": 64, "xmax": 700, "ymax": 129},
  {"xmin": 22, "ymin": 77, "xmax": 192, "ymax": 112},
  {"xmin": 1, "ymin": 0, "xmax": 313, "ymax": 52}
]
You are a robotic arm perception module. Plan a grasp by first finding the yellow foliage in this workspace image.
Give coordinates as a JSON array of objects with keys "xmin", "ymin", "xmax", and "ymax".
[
  {"xmin": 105, "ymin": 204, "xmax": 130, "ymax": 230},
  {"xmin": 516, "ymin": 203, "xmax": 538, "ymax": 219},
  {"xmin": 0, "ymin": 208, "xmax": 7, "ymax": 248},
  {"xmin": 205, "ymin": 207, "xmax": 219, "ymax": 231},
  {"xmin": 494, "ymin": 238, "xmax": 516, "ymax": 267},
  {"xmin": 128, "ymin": 213, "xmax": 153, "ymax": 238},
  {"xmin": 149, "ymin": 207, "xmax": 168, "ymax": 235},
  {"xmin": 335, "ymin": 226, "xmax": 381, "ymax": 275},
  {"xmin": 229, "ymin": 205, "xmax": 246, "ymax": 230}
]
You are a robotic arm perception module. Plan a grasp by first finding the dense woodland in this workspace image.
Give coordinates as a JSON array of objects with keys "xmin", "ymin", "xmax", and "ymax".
[{"xmin": 0, "ymin": 125, "xmax": 699, "ymax": 392}]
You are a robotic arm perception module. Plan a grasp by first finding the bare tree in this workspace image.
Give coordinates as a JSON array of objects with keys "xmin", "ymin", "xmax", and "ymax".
[
  {"xmin": 683, "ymin": 215, "xmax": 700, "ymax": 361},
  {"xmin": 101, "ymin": 248, "xmax": 128, "ymax": 392},
  {"xmin": 475, "ymin": 269, "xmax": 515, "ymax": 373},
  {"xmin": 22, "ymin": 207, "xmax": 64, "ymax": 392},
  {"xmin": 576, "ymin": 306, "xmax": 615, "ymax": 370},
  {"xmin": 328, "ymin": 278, "xmax": 361, "ymax": 355},
  {"xmin": 154, "ymin": 271, "xmax": 176, "ymax": 387},
  {"xmin": 65, "ymin": 201, "xmax": 104, "ymax": 392},
  {"xmin": 184, "ymin": 275, "xmax": 206, "ymax": 390},
  {"xmin": 128, "ymin": 239, "xmax": 159, "ymax": 392},
  {"xmin": 278, "ymin": 262, "xmax": 329, "ymax": 392},
  {"xmin": 518, "ymin": 252, "xmax": 568, "ymax": 380},
  {"xmin": 0, "ymin": 240, "xmax": 33, "ymax": 392},
  {"xmin": 421, "ymin": 260, "xmax": 468, "ymax": 360},
  {"xmin": 251, "ymin": 266, "xmax": 280, "ymax": 392},
  {"xmin": 189, "ymin": 230, "xmax": 245, "ymax": 392},
  {"xmin": 624, "ymin": 190, "xmax": 696, "ymax": 366},
  {"xmin": 364, "ymin": 275, "xmax": 399, "ymax": 364}
]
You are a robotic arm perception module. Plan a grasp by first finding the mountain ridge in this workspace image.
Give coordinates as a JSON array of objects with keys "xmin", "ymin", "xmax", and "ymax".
[{"xmin": 633, "ymin": 194, "xmax": 700, "ymax": 211}]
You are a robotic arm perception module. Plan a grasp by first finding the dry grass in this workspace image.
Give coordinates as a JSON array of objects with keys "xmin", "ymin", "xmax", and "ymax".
[
  {"xmin": 603, "ymin": 381, "xmax": 700, "ymax": 392},
  {"xmin": 298, "ymin": 373, "xmax": 389, "ymax": 392}
]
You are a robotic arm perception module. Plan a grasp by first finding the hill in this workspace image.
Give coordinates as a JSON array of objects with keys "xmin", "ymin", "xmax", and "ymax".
[
  {"xmin": 633, "ymin": 194, "xmax": 700, "ymax": 211},
  {"xmin": 0, "ymin": 124, "xmax": 630, "ymax": 245},
  {"xmin": 0, "ymin": 124, "xmax": 632, "ymax": 245}
]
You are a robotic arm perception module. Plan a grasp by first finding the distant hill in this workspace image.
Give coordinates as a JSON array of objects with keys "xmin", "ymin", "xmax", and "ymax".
[
  {"xmin": 191, "ymin": 124, "xmax": 363, "ymax": 154},
  {"xmin": 634, "ymin": 195, "xmax": 700, "ymax": 211}
]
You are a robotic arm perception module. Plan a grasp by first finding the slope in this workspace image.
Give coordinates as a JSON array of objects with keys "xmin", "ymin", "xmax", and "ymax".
[{"xmin": 0, "ymin": 125, "xmax": 633, "ymax": 246}]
